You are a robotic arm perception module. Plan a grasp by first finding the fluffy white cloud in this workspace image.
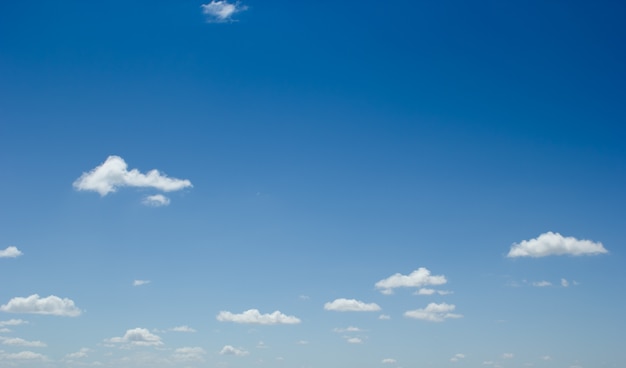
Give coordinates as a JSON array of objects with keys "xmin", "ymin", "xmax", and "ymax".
[
  {"xmin": 173, "ymin": 347, "xmax": 206, "ymax": 361},
  {"xmin": 142, "ymin": 194, "xmax": 170, "ymax": 207},
  {"xmin": 324, "ymin": 298, "xmax": 381, "ymax": 312},
  {"xmin": 0, "ymin": 246, "xmax": 22, "ymax": 258},
  {"xmin": 73, "ymin": 155, "xmax": 192, "ymax": 196},
  {"xmin": 404, "ymin": 303, "xmax": 463, "ymax": 322},
  {"xmin": 170, "ymin": 325, "xmax": 196, "ymax": 333},
  {"xmin": 0, "ymin": 319, "xmax": 27, "ymax": 327},
  {"xmin": 133, "ymin": 280, "xmax": 151, "ymax": 287},
  {"xmin": 0, "ymin": 337, "xmax": 46, "ymax": 347},
  {"xmin": 345, "ymin": 337, "xmax": 362, "ymax": 344},
  {"xmin": 415, "ymin": 288, "xmax": 452, "ymax": 295},
  {"xmin": 201, "ymin": 1, "xmax": 248, "ymax": 23},
  {"xmin": 0, "ymin": 294, "xmax": 81, "ymax": 317},
  {"xmin": 219, "ymin": 345, "xmax": 249, "ymax": 356},
  {"xmin": 507, "ymin": 232, "xmax": 607, "ymax": 258},
  {"xmin": 532, "ymin": 281, "xmax": 552, "ymax": 287},
  {"xmin": 216, "ymin": 309, "xmax": 301, "ymax": 325},
  {"xmin": 107, "ymin": 328, "xmax": 163, "ymax": 347},
  {"xmin": 375, "ymin": 268, "xmax": 447, "ymax": 294},
  {"xmin": 382, "ymin": 358, "xmax": 397, "ymax": 364}
]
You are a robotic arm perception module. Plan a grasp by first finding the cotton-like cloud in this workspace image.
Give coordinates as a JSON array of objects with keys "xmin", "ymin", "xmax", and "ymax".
[
  {"xmin": 170, "ymin": 325, "xmax": 196, "ymax": 333},
  {"xmin": 532, "ymin": 281, "xmax": 552, "ymax": 287},
  {"xmin": 0, "ymin": 246, "xmax": 22, "ymax": 258},
  {"xmin": 142, "ymin": 194, "xmax": 170, "ymax": 207},
  {"xmin": 216, "ymin": 309, "xmax": 301, "ymax": 325},
  {"xmin": 0, "ymin": 337, "xmax": 46, "ymax": 347},
  {"xmin": 173, "ymin": 347, "xmax": 206, "ymax": 361},
  {"xmin": 382, "ymin": 358, "xmax": 397, "ymax": 364},
  {"xmin": 219, "ymin": 345, "xmax": 249, "ymax": 356},
  {"xmin": 107, "ymin": 328, "xmax": 163, "ymax": 347},
  {"xmin": 0, "ymin": 295, "xmax": 81, "ymax": 317},
  {"xmin": 0, "ymin": 319, "xmax": 27, "ymax": 327},
  {"xmin": 73, "ymin": 155, "xmax": 192, "ymax": 196},
  {"xmin": 324, "ymin": 298, "xmax": 381, "ymax": 312},
  {"xmin": 375, "ymin": 268, "xmax": 447, "ymax": 294},
  {"xmin": 133, "ymin": 280, "xmax": 151, "ymax": 287},
  {"xmin": 507, "ymin": 232, "xmax": 607, "ymax": 258},
  {"xmin": 404, "ymin": 303, "xmax": 463, "ymax": 322},
  {"xmin": 201, "ymin": 1, "xmax": 248, "ymax": 23}
]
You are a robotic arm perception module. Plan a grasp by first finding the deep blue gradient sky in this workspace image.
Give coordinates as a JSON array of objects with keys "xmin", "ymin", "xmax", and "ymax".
[{"xmin": 1, "ymin": 1, "xmax": 625, "ymax": 367}]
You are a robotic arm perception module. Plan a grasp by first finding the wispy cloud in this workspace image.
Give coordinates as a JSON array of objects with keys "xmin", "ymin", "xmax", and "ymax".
[
  {"xmin": 382, "ymin": 358, "xmax": 397, "ymax": 364},
  {"xmin": 0, "ymin": 246, "xmax": 22, "ymax": 258},
  {"xmin": 404, "ymin": 303, "xmax": 463, "ymax": 322},
  {"xmin": 173, "ymin": 347, "xmax": 206, "ymax": 362},
  {"xmin": 450, "ymin": 353, "xmax": 466, "ymax": 362},
  {"xmin": 170, "ymin": 325, "xmax": 196, "ymax": 333},
  {"xmin": 375, "ymin": 267, "xmax": 447, "ymax": 294},
  {"xmin": 324, "ymin": 298, "xmax": 381, "ymax": 312},
  {"xmin": 219, "ymin": 345, "xmax": 249, "ymax": 356},
  {"xmin": 415, "ymin": 288, "xmax": 452, "ymax": 295},
  {"xmin": 0, "ymin": 295, "xmax": 81, "ymax": 317},
  {"xmin": 142, "ymin": 194, "xmax": 170, "ymax": 207},
  {"xmin": 106, "ymin": 328, "xmax": 163, "ymax": 347},
  {"xmin": 502, "ymin": 353, "xmax": 514, "ymax": 359},
  {"xmin": 2, "ymin": 351, "xmax": 48, "ymax": 361},
  {"xmin": 0, "ymin": 337, "xmax": 46, "ymax": 347},
  {"xmin": 133, "ymin": 280, "xmax": 151, "ymax": 287},
  {"xmin": 561, "ymin": 278, "xmax": 570, "ymax": 287},
  {"xmin": 507, "ymin": 232, "xmax": 607, "ymax": 258},
  {"xmin": 333, "ymin": 326, "xmax": 362, "ymax": 333},
  {"xmin": 216, "ymin": 309, "xmax": 301, "ymax": 325},
  {"xmin": 73, "ymin": 155, "xmax": 192, "ymax": 197},
  {"xmin": 378, "ymin": 314, "xmax": 391, "ymax": 320},
  {"xmin": 345, "ymin": 337, "xmax": 362, "ymax": 344},
  {"xmin": 201, "ymin": 1, "xmax": 248, "ymax": 23},
  {"xmin": 65, "ymin": 348, "xmax": 91, "ymax": 359},
  {"xmin": 532, "ymin": 281, "xmax": 552, "ymax": 287},
  {"xmin": 0, "ymin": 319, "xmax": 28, "ymax": 327}
]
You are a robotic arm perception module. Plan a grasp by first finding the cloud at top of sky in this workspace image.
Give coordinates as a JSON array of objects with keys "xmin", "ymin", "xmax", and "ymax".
[
  {"xmin": 375, "ymin": 267, "xmax": 447, "ymax": 294},
  {"xmin": 0, "ymin": 246, "xmax": 22, "ymax": 258},
  {"xmin": 507, "ymin": 232, "xmax": 608, "ymax": 258},
  {"xmin": 323, "ymin": 298, "xmax": 381, "ymax": 312},
  {"xmin": 216, "ymin": 309, "xmax": 301, "ymax": 325},
  {"xmin": 0, "ymin": 294, "xmax": 81, "ymax": 317},
  {"xmin": 73, "ymin": 155, "xmax": 192, "ymax": 196},
  {"xmin": 201, "ymin": 1, "xmax": 248, "ymax": 23}
]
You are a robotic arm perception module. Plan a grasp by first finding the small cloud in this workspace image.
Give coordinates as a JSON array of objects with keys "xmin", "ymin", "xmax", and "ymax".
[
  {"xmin": 65, "ymin": 348, "xmax": 91, "ymax": 359},
  {"xmin": 0, "ymin": 319, "xmax": 28, "ymax": 327},
  {"xmin": 170, "ymin": 325, "xmax": 196, "ymax": 333},
  {"xmin": 299, "ymin": 295, "xmax": 310, "ymax": 300},
  {"xmin": 256, "ymin": 341, "xmax": 268, "ymax": 349},
  {"xmin": 0, "ymin": 337, "xmax": 46, "ymax": 347},
  {"xmin": 73, "ymin": 155, "xmax": 192, "ymax": 197},
  {"xmin": 324, "ymin": 298, "xmax": 381, "ymax": 312},
  {"xmin": 133, "ymin": 280, "xmax": 151, "ymax": 287},
  {"xmin": 142, "ymin": 194, "xmax": 170, "ymax": 207},
  {"xmin": 382, "ymin": 358, "xmax": 397, "ymax": 364},
  {"xmin": 502, "ymin": 353, "xmax": 514, "ymax": 359},
  {"xmin": 3, "ymin": 351, "xmax": 47, "ymax": 360},
  {"xmin": 333, "ymin": 326, "xmax": 362, "ymax": 333},
  {"xmin": 507, "ymin": 232, "xmax": 607, "ymax": 258},
  {"xmin": 106, "ymin": 328, "xmax": 163, "ymax": 347},
  {"xmin": 201, "ymin": 1, "xmax": 248, "ymax": 23},
  {"xmin": 219, "ymin": 345, "xmax": 249, "ymax": 356},
  {"xmin": 375, "ymin": 267, "xmax": 447, "ymax": 295},
  {"xmin": 541, "ymin": 355, "xmax": 552, "ymax": 360},
  {"xmin": 415, "ymin": 288, "xmax": 452, "ymax": 295},
  {"xmin": 345, "ymin": 337, "xmax": 362, "ymax": 344},
  {"xmin": 0, "ymin": 295, "xmax": 81, "ymax": 317},
  {"xmin": 532, "ymin": 281, "xmax": 552, "ymax": 287},
  {"xmin": 450, "ymin": 353, "xmax": 466, "ymax": 362},
  {"xmin": 173, "ymin": 347, "xmax": 206, "ymax": 362},
  {"xmin": 561, "ymin": 278, "xmax": 570, "ymax": 287},
  {"xmin": 216, "ymin": 309, "xmax": 301, "ymax": 325},
  {"xmin": 0, "ymin": 246, "xmax": 22, "ymax": 258},
  {"xmin": 404, "ymin": 303, "xmax": 463, "ymax": 322},
  {"xmin": 378, "ymin": 314, "xmax": 391, "ymax": 320},
  {"xmin": 296, "ymin": 340, "xmax": 309, "ymax": 345}
]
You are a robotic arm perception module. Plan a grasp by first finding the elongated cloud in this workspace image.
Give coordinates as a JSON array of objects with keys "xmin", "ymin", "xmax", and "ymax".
[
  {"xmin": 170, "ymin": 325, "xmax": 196, "ymax": 333},
  {"xmin": 201, "ymin": 1, "xmax": 247, "ymax": 22},
  {"xmin": 375, "ymin": 267, "xmax": 447, "ymax": 294},
  {"xmin": 3, "ymin": 351, "xmax": 47, "ymax": 360},
  {"xmin": 133, "ymin": 280, "xmax": 150, "ymax": 287},
  {"xmin": 219, "ymin": 345, "xmax": 249, "ymax": 356},
  {"xmin": 107, "ymin": 328, "xmax": 163, "ymax": 347},
  {"xmin": 173, "ymin": 347, "xmax": 206, "ymax": 361},
  {"xmin": 0, "ymin": 246, "xmax": 22, "ymax": 258},
  {"xmin": 216, "ymin": 309, "xmax": 301, "ymax": 325},
  {"xmin": 507, "ymin": 232, "xmax": 607, "ymax": 258},
  {"xmin": 142, "ymin": 194, "xmax": 170, "ymax": 207},
  {"xmin": 0, "ymin": 337, "xmax": 46, "ymax": 347},
  {"xmin": 0, "ymin": 319, "xmax": 28, "ymax": 327},
  {"xmin": 0, "ymin": 295, "xmax": 81, "ymax": 317},
  {"xmin": 404, "ymin": 303, "xmax": 462, "ymax": 322},
  {"xmin": 324, "ymin": 298, "xmax": 381, "ymax": 312},
  {"xmin": 73, "ymin": 155, "xmax": 192, "ymax": 196}
]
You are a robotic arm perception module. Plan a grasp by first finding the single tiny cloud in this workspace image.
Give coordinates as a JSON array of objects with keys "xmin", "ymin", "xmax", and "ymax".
[
  {"xmin": 299, "ymin": 295, "xmax": 310, "ymax": 300},
  {"xmin": 73, "ymin": 155, "xmax": 192, "ymax": 196},
  {"xmin": 173, "ymin": 347, "xmax": 206, "ymax": 362},
  {"xmin": 65, "ymin": 348, "xmax": 91, "ymax": 359},
  {"xmin": 201, "ymin": 1, "xmax": 248, "ymax": 23},
  {"xmin": 450, "ymin": 353, "xmax": 466, "ymax": 362},
  {"xmin": 507, "ymin": 232, "xmax": 607, "ymax": 258},
  {"xmin": 142, "ymin": 194, "xmax": 170, "ymax": 207},
  {"xmin": 107, "ymin": 328, "xmax": 163, "ymax": 347},
  {"xmin": 0, "ymin": 319, "xmax": 28, "ymax": 327},
  {"xmin": 345, "ymin": 337, "xmax": 362, "ymax": 344},
  {"xmin": 170, "ymin": 325, "xmax": 196, "ymax": 333},
  {"xmin": 216, "ymin": 309, "xmax": 301, "ymax": 325},
  {"xmin": 324, "ymin": 298, "xmax": 381, "ymax": 312},
  {"xmin": 3, "ymin": 351, "xmax": 47, "ymax": 360},
  {"xmin": 333, "ymin": 326, "xmax": 362, "ymax": 333},
  {"xmin": 219, "ymin": 345, "xmax": 249, "ymax": 356},
  {"xmin": 502, "ymin": 353, "xmax": 514, "ymax": 359},
  {"xmin": 0, "ymin": 295, "xmax": 81, "ymax": 317},
  {"xmin": 296, "ymin": 340, "xmax": 309, "ymax": 345},
  {"xmin": 0, "ymin": 337, "xmax": 46, "ymax": 347},
  {"xmin": 532, "ymin": 281, "xmax": 552, "ymax": 287},
  {"xmin": 404, "ymin": 303, "xmax": 463, "ymax": 322},
  {"xmin": 415, "ymin": 288, "xmax": 452, "ymax": 295},
  {"xmin": 133, "ymin": 280, "xmax": 151, "ymax": 287},
  {"xmin": 375, "ymin": 267, "xmax": 447, "ymax": 294},
  {"xmin": 382, "ymin": 358, "xmax": 397, "ymax": 364},
  {"xmin": 541, "ymin": 355, "xmax": 552, "ymax": 361},
  {"xmin": 378, "ymin": 314, "xmax": 391, "ymax": 320},
  {"xmin": 0, "ymin": 246, "xmax": 22, "ymax": 258},
  {"xmin": 561, "ymin": 278, "xmax": 570, "ymax": 287}
]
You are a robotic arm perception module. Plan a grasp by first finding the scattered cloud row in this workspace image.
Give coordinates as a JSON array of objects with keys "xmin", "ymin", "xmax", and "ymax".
[{"xmin": 216, "ymin": 309, "xmax": 301, "ymax": 325}]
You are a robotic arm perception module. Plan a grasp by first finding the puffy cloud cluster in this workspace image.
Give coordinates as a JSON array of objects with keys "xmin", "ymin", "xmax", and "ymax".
[
  {"xmin": 0, "ymin": 295, "xmax": 81, "ymax": 317},
  {"xmin": 0, "ymin": 246, "xmax": 22, "ymax": 258},
  {"xmin": 219, "ymin": 345, "xmax": 249, "ymax": 356},
  {"xmin": 324, "ymin": 298, "xmax": 381, "ymax": 312},
  {"xmin": 375, "ymin": 268, "xmax": 447, "ymax": 294},
  {"xmin": 201, "ymin": 1, "xmax": 248, "ymax": 22},
  {"xmin": 507, "ymin": 232, "xmax": 607, "ymax": 258},
  {"xmin": 107, "ymin": 328, "xmax": 163, "ymax": 347},
  {"xmin": 216, "ymin": 309, "xmax": 301, "ymax": 325},
  {"xmin": 404, "ymin": 303, "xmax": 463, "ymax": 322}
]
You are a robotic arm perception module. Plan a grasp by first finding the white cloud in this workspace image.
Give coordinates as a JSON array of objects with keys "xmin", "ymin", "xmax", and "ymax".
[
  {"xmin": 404, "ymin": 303, "xmax": 463, "ymax": 322},
  {"xmin": 133, "ymin": 280, "xmax": 151, "ymax": 287},
  {"xmin": 142, "ymin": 194, "xmax": 170, "ymax": 207},
  {"xmin": 532, "ymin": 281, "xmax": 552, "ymax": 287},
  {"xmin": 451, "ymin": 353, "xmax": 466, "ymax": 362},
  {"xmin": 333, "ymin": 326, "xmax": 362, "ymax": 333},
  {"xmin": 219, "ymin": 345, "xmax": 249, "ymax": 356},
  {"xmin": 65, "ymin": 348, "xmax": 91, "ymax": 359},
  {"xmin": 73, "ymin": 155, "xmax": 192, "ymax": 196},
  {"xmin": 375, "ymin": 267, "xmax": 447, "ymax": 294},
  {"xmin": 345, "ymin": 337, "xmax": 362, "ymax": 344},
  {"xmin": 296, "ymin": 340, "xmax": 309, "ymax": 345},
  {"xmin": 378, "ymin": 314, "xmax": 391, "ymax": 320},
  {"xmin": 0, "ymin": 294, "xmax": 81, "ymax": 317},
  {"xmin": 3, "ymin": 351, "xmax": 47, "ymax": 360},
  {"xmin": 0, "ymin": 328, "xmax": 10, "ymax": 333},
  {"xmin": 216, "ymin": 309, "xmax": 301, "ymax": 325},
  {"xmin": 107, "ymin": 328, "xmax": 163, "ymax": 347},
  {"xmin": 170, "ymin": 325, "xmax": 196, "ymax": 333},
  {"xmin": 0, "ymin": 337, "xmax": 46, "ymax": 347},
  {"xmin": 173, "ymin": 347, "xmax": 206, "ymax": 361},
  {"xmin": 324, "ymin": 298, "xmax": 381, "ymax": 312},
  {"xmin": 0, "ymin": 246, "xmax": 22, "ymax": 258},
  {"xmin": 382, "ymin": 358, "xmax": 397, "ymax": 364},
  {"xmin": 502, "ymin": 353, "xmax": 514, "ymax": 359},
  {"xmin": 507, "ymin": 232, "xmax": 607, "ymax": 258},
  {"xmin": 201, "ymin": 1, "xmax": 248, "ymax": 23},
  {"xmin": 541, "ymin": 355, "xmax": 552, "ymax": 360},
  {"xmin": 561, "ymin": 278, "xmax": 570, "ymax": 287},
  {"xmin": 0, "ymin": 319, "xmax": 28, "ymax": 327},
  {"xmin": 415, "ymin": 288, "xmax": 452, "ymax": 295}
]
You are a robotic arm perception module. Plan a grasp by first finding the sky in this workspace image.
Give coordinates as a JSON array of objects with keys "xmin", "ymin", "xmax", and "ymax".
[{"xmin": 1, "ymin": 0, "xmax": 625, "ymax": 367}]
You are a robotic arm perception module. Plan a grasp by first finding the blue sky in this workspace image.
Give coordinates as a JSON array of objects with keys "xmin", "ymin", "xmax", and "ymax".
[{"xmin": 1, "ymin": 0, "xmax": 625, "ymax": 367}]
